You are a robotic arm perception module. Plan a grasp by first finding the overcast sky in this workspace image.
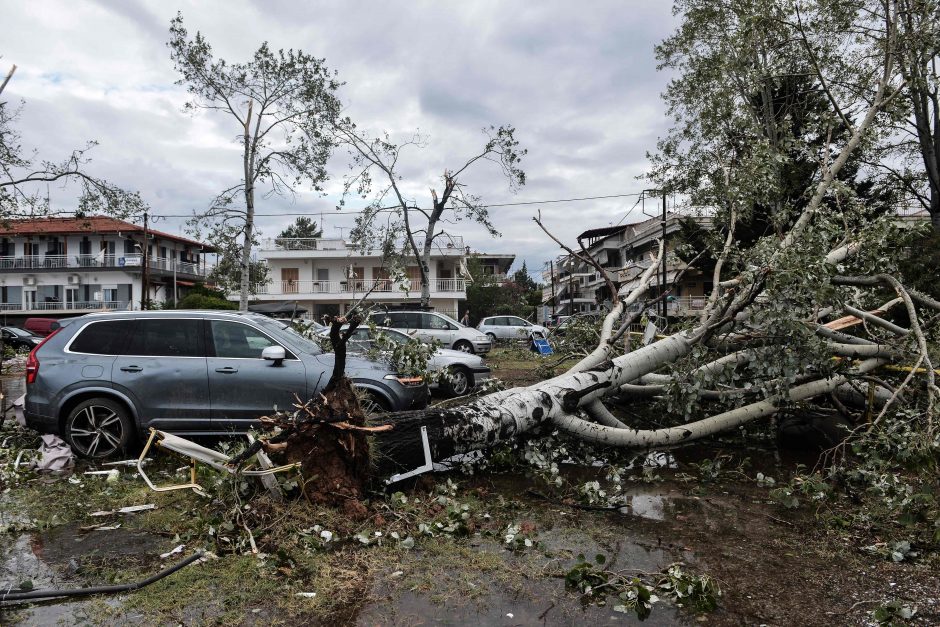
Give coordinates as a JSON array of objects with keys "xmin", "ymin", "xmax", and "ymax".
[{"xmin": 1, "ymin": 0, "xmax": 679, "ymax": 279}]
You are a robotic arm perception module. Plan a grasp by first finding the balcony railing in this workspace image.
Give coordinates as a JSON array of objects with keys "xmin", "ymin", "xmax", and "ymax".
[
  {"xmin": 0, "ymin": 255, "xmax": 207, "ymax": 276},
  {"xmin": 261, "ymin": 235, "xmax": 465, "ymax": 254},
  {"xmin": 256, "ymin": 277, "xmax": 466, "ymax": 296},
  {"xmin": 0, "ymin": 301, "xmax": 131, "ymax": 312}
]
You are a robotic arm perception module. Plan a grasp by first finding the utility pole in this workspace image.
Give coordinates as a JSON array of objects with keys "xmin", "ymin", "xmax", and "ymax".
[
  {"xmin": 661, "ymin": 192, "xmax": 668, "ymax": 322},
  {"xmin": 142, "ymin": 211, "xmax": 150, "ymax": 310},
  {"xmin": 550, "ymin": 259, "xmax": 557, "ymax": 319},
  {"xmin": 173, "ymin": 243, "xmax": 178, "ymax": 304},
  {"xmin": 568, "ymin": 257, "xmax": 574, "ymax": 315}
]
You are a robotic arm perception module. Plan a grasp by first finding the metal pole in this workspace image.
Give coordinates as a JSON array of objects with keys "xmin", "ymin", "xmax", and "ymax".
[
  {"xmin": 661, "ymin": 192, "xmax": 668, "ymax": 322},
  {"xmin": 142, "ymin": 211, "xmax": 150, "ymax": 310}
]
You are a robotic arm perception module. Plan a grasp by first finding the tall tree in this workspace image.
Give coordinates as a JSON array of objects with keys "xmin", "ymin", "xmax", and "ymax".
[
  {"xmin": 894, "ymin": 0, "xmax": 940, "ymax": 227},
  {"xmin": 334, "ymin": 124, "xmax": 526, "ymax": 307},
  {"xmin": 168, "ymin": 14, "xmax": 343, "ymax": 310},
  {"xmin": 0, "ymin": 63, "xmax": 144, "ymax": 218},
  {"xmin": 277, "ymin": 215, "xmax": 323, "ymax": 248}
]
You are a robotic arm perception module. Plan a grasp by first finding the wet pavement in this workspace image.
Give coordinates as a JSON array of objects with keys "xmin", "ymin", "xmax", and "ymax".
[{"xmin": 0, "ymin": 523, "xmax": 167, "ymax": 626}]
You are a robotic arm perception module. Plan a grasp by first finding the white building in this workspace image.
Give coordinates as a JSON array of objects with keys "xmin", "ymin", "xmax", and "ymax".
[
  {"xmin": 250, "ymin": 235, "xmax": 469, "ymax": 318},
  {"xmin": 0, "ymin": 216, "xmax": 214, "ymax": 319}
]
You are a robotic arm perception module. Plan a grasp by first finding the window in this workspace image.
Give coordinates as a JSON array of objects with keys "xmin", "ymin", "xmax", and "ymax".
[
  {"xmin": 316, "ymin": 268, "xmax": 329, "ymax": 281},
  {"xmin": 423, "ymin": 313, "xmax": 454, "ymax": 330},
  {"xmin": 507, "ymin": 317, "xmax": 529, "ymax": 326},
  {"xmin": 372, "ymin": 312, "xmax": 419, "ymax": 329},
  {"xmin": 70, "ymin": 320, "xmax": 136, "ymax": 355},
  {"xmin": 210, "ymin": 320, "xmax": 293, "ymax": 359},
  {"xmin": 125, "ymin": 319, "xmax": 204, "ymax": 357}
]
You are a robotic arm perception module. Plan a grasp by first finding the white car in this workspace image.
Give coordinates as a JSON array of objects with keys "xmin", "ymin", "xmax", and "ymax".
[
  {"xmin": 369, "ymin": 310, "xmax": 491, "ymax": 354},
  {"xmin": 320, "ymin": 326, "xmax": 491, "ymax": 396},
  {"xmin": 477, "ymin": 315, "xmax": 549, "ymax": 343}
]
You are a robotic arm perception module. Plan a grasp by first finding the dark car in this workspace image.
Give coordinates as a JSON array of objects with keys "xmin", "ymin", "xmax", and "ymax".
[
  {"xmin": 24, "ymin": 310, "xmax": 429, "ymax": 459},
  {"xmin": 1, "ymin": 326, "xmax": 43, "ymax": 351}
]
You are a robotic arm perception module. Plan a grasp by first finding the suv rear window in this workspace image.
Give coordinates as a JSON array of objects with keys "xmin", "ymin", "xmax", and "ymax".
[
  {"xmin": 70, "ymin": 320, "xmax": 136, "ymax": 355},
  {"xmin": 124, "ymin": 319, "xmax": 205, "ymax": 357}
]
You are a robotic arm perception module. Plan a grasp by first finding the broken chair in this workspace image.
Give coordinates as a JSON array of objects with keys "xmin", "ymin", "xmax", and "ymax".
[{"xmin": 137, "ymin": 428, "xmax": 300, "ymax": 493}]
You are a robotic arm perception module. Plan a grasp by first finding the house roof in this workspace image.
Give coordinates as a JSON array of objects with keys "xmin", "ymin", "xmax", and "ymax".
[
  {"xmin": 0, "ymin": 216, "xmax": 215, "ymax": 251},
  {"xmin": 577, "ymin": 224, "xmax": 631, "ymax": 241}
]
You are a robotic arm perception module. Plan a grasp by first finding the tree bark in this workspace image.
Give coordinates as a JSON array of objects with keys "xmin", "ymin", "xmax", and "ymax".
[{"xmin": 239, "ymin": 100, "xmax": 255, "ymax": 312}]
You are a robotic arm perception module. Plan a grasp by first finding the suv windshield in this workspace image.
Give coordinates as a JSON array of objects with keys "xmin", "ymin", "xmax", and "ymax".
[{"xmin": 255, "ymin": 317, "xmax": 323, "ymax": 355}]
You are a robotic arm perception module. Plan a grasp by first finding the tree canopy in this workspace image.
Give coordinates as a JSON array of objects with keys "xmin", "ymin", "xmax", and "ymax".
[{"xmin": 169, "ymin": 13, "xmax": 343, "ymax": 310}]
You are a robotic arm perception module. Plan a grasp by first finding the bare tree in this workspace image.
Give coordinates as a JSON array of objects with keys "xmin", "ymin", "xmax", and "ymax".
[
  {"xmin": 168, "ymin": 14, "xmax": 343, "ymax": 310},
  {"xmin": 0, "ymin": 62, "xmax": 144, "ymax": 219},
  {"xmin": 335, "ymin": 124, "xmax": 526, "ymax": 307}
]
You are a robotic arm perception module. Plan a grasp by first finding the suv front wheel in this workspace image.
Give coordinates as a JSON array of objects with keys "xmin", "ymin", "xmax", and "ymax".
[
  {"xmin": 453, "ymin": 340, "xmax": 474, "ymax": 353},
  {"xmin": 65, "ymin": 398, "xmax": 134, "ymax": 459}
]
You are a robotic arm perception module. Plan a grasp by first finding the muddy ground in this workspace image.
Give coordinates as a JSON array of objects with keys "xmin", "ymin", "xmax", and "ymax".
[{"xmin": 1, "ymin": 351, "xmax": 938, "ymax": 625}]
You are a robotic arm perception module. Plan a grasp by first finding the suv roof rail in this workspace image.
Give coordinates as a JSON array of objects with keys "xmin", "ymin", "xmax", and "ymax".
[{"xmin": 375, "ymin": 303, "xmax": 434, "ymax": 312}]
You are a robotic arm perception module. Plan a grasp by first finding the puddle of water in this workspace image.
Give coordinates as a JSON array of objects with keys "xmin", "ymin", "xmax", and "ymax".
[
  {"xmin": 0, "ymin": 523, "xmax": 174, "ymax": 626},
  {"xmin": 358, "ymin": 536, "xmax": 690, "ymax": 626},
  {"xmin": 619, "ymin": 495, "xmax": 666, "ymax": 521}
]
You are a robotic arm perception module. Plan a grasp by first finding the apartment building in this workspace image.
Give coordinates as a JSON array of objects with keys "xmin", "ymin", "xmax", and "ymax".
[
  {"xmin": 468, "ymin": 251, "xmax": 516, "ymax": 282},
  {"xmin": 541, "ymin": 213, "xmax": 712, "ymax": 322},
  {"xmin": 251, "ymin": 235, "xmax": 469, "ymax": 319},
  {"xmin": 0, "ymin": 216, "xmax": 214, "ymax": 320}
]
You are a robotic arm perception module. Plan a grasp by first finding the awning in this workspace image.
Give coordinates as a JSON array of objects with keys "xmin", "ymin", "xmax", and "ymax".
[{"xmin": 248, "ymin": 302, "xmax": 309, "ymax": 315}]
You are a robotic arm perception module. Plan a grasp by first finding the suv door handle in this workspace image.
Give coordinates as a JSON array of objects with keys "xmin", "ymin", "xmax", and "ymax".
[
  {"xmin": 215, "ymin": 367, "xmax": 238, "ymax": 374},
  {"xmin": 120, "ymin": 365, "xmax": 142, "ymax": 373}
]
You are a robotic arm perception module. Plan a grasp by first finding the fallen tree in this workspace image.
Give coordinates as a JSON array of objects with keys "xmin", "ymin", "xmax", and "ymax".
[{"xmin": 248, "ymin": 0, "xmax": 937, "ymax": 491}]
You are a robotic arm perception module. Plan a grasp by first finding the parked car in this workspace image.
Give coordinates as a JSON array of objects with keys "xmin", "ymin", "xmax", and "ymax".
[
  {"xmin": 24, "ymin": 310, "xmax": 429, "ymax": 459},
  {"xmin": 369, "ymin": 310, "xmax": 491, "ymax": 354},
  {"xmin": 552, "ymin": 312, "xmax": 603, "ymax": 336},
  {"xmin": 23, "ymin": 317, "xmax": 60, "ymax": 337},
  {"xmin": 477, "ymin": 316, "xmax": 549, "ymax": 343},
  {"xmin": 321, "ymin": 326, "xmax": 491, "ymax": 396},
  {"xmin": 1, "ymin": 326, "xmax": 43, "ymax": 351}
]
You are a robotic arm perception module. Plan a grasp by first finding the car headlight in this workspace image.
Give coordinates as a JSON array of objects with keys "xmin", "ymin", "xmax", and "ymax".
[{"xmin": 383, "ymin": 374, "xmax": 424, "ymax": 387}]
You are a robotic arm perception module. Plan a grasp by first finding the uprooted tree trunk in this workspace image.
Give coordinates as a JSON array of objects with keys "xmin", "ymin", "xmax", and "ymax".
[{"xmin": 236, "ymin": 315, "xmax": 387, "ymax": 518}]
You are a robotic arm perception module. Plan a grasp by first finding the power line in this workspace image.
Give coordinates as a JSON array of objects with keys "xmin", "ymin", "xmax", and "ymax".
[{"xmin": 146, "ymin": 191, "xmax": 648, "ymax": 219}]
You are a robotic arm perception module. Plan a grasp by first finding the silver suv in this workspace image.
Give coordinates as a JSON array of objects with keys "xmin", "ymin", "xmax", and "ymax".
[
  {"xmin": 477, "ymin": 315, "xmax": 549, "ymax": 342},
  {"xmin": 24, "ymin": 311, "xmax": 429, "ymax": 459},
  {"xmin": 369, "ymin": 310, "xmax": 491, "ymax": 354}
]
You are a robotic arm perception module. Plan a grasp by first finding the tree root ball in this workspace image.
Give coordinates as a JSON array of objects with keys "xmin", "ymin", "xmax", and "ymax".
[{"xmin": 283, "ymin": 376, "xmax": 371, "ymax": 519}]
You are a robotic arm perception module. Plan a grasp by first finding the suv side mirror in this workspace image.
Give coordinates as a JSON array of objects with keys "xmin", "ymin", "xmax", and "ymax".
[{"xmin": 262, "ymin": 345, "xmax": 286, "ymax": 365}]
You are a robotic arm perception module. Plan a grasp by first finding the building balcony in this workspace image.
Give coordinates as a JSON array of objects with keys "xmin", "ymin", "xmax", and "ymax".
[
  {"xmin": 0, "ymin": 300, "xmax": 132, "ymax": 314},
  {"xmin": 259, "ymin": 235, "xmax": 465, "ymax": 257},
  {"xmin": 0, "ymin": 255, "xmax": 208, "ymax": 278},
  {"xmin": 252, "ymin": 277, "xmax": 466, "ymax": 299}
]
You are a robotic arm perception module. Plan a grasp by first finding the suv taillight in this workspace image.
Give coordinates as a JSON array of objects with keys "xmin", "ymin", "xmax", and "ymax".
[{"xmin": 26, "ymin": 327, "xmax": 61, "ymax": 385}]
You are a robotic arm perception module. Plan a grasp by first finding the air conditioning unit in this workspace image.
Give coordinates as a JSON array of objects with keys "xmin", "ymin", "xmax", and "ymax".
[
  {"xmin": 23, "ymin": 275, "xmax": 37, "ymax": 286},
  {"xmin": 67, "ymin": 274, "xmax": 82, "ymax": 285}
]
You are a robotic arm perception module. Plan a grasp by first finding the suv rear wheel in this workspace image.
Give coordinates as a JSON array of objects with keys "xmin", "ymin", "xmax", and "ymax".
[{"xmin": 65, "ymin": 397, "xmax": 134, "ymax": 459}]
